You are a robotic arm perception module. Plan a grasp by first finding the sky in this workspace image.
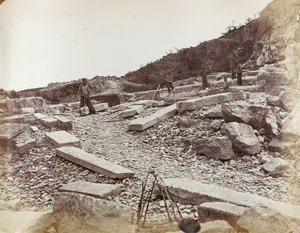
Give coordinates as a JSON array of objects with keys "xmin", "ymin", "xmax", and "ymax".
[{"xmin": 0, "ymin": 0, "xmax": 271, "ymax": 91}]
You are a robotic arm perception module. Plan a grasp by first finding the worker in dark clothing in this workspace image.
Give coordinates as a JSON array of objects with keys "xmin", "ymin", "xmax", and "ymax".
[
  {"xmin": 199, "ymin": 67, "xmax": 209, "ymax": 90},
  {"xmin": 236, "ymin": 63, "xmax": 243, "ymax": 85},
  {"xmin": 78, "ymin": 78, "xmax": 96, "ymax": 114},
  {"xmin": 230, "ymin": 53, "xmax": 237, "ymax": 79},
  {"xmin": 165, "ymin": 74, "xmax": 174, "ymax": 94}
]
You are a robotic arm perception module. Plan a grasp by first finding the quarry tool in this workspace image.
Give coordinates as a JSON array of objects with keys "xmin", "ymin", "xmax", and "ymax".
[{"xmin": 134, "ymin": 170, "xmax": 200, "ymax": 233}]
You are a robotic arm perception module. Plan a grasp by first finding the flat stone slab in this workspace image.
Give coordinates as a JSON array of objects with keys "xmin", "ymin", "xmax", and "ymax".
[
  {"xmin": 56, "ymin": 146, "xmax": 134, "ymax": 178},
  {"xmin": 128, "ymin": 104, "xmax": 177, "ymax": 131},
  {"xmin": 160, "ymin": 178, "xmax": 300, "ymax": 220},
  {"xmin": 55, "ymin": 116, "xmax": 73, "ymax": 131},
  {"xmin": 177, "ymin": 92, "xmax": 246, "ymax": 113},
  {"xmin": 13, "ymin": 134, "xmax": 36, "ymax": 154},
  {"xmin": 58, "ymin": 180, "xmax": 123, "ymax": 199},
  {"xmin": 0, "ymin": 123, "xmax": 29, "ymax": 140},
  {"xmin": 46, "ymin": 131, "xmax": 81, "ymax": 148},
  {"xmin": 94, "ymin": 103, "xmax": 109, "ymax": 112}
]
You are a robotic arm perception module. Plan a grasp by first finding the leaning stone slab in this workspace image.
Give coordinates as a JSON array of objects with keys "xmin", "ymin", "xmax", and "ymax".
[
  {"xmin": 46, "ymin": 131, "xmax": 81, "ymax": 148},
  {"xmin": 160, "ymin": 178, "xmax": 300, "ymax": 220},
  {"xmin": 55, "ymin": 116, "xmax": 73, "ymax": 131},
  {"xmin": 0, "ymin": 123, "xmax": 29, "ymax": 140},
  {"xmin": 122, "ymin": 105, "xmax": 144, "ymax": 118},
  {"xmin": 56, "ymin": 146, "xmax": 134, "ymax": 178},
  {"xmin": 94, "ymin": 103, "xmax": 109, "ymax": 112},
  {"xmin": 128, "ymin": 104, "xmax": 177, "ymax": 131},
  {"xmin": 198, "ymin": 202, "xmax": 248, "ymax": 229},
  {"xmin": 59, "ymin": 180, "xmax": 123, "ymax": 199}
]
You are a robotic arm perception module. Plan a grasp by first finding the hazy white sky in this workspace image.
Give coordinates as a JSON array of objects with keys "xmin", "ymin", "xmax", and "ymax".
[{"xmin": 0, "ymin": 0, "xmax": 271, "ymax": 91}]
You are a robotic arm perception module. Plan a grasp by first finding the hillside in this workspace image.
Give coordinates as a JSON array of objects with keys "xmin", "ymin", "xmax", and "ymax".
[{"xmin": 15, "ymin": 0, "xmax": 300, "ymax": 103}]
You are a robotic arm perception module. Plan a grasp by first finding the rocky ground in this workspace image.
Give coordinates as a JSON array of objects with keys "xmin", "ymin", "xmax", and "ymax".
[{"xmin": 1, "ymin": 93, "xmax": 300, "ymax": 221}]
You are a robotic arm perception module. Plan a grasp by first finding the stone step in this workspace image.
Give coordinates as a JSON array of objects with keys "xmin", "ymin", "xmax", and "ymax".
[
  {"xmin": 46, "ymin": 131, "xmax": 81, "ymax": 148},
  {"xmin": 128, "ymin": 104, "xmax": 177, "ymax": 131},
  {"xmin": 177, "ymin": 91, "xmax": 247, "ymax": 113},
  {"xmin": 56, "ymin": 146, "xmax": 134, "ymax": 178},
  {"xmin": 41, "ymin": 117, "xmax": 58, "ymax": 128},
  {"xmin": 159, "ymin": 178, "xmax": 300, "ymax": 220},
  {"xmin": 59, "ymin": 180, "xmax": 123, "ymax": 199}
]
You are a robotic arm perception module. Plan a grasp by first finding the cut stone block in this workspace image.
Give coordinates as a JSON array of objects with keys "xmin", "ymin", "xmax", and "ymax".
[
  {"xmin": 198, "ymin": 202, "xmax": 248, "ymax": 229},
  {"xmin": 59, "ymin": 180, "xmax": 123, "ymax": 199},
  {"xmin": 33, "ymin": 113, "xmax": 49, "ymax": 125},
  {"xmin": 0, "ymin": 114, "xmax": 35, "ymax": 124},
  {"xmin": 0, "ymin": 123, "xmax": 29, "ymax": 140},
  {"xmin": 55, "ymin": 116, "xmax": 73, "ymax": 131},
  {"xmin": 227, "ymin": 85, "xmax": 264, "ymax": 93},
  {"xmin": 160, "ymin": 178, "xmax": 300, "ymax": 220},
  {"xmin": 20, "ymin": 107, "xmax": 35, "ymax": 114},
  {"xmin": 94, "ymin": 103, "xmax": 109, "ymax": 112},
  {"xmin": 41, "ymin": 117, "xmax": 58, "ymax": 128},
  {"xmin": 56, "ymin": 146, "xmax": 134, "ymax": 178},
  {"xmin": 46, "ymin": 131, "xmax": 81, "ymax": 148},
  {"xmin": 80, "ymin": 106, "xmax": 89, "ymax": 116},
  {"xmin": 121, "ymin": 105, "xmax": 144, "ymax": 118},
  {"xmin": 177, "ymin": 92, "xmax": 246, "ymax": 113},
  {"xmin": 129, "ymin": 104, "xmax": 177, "ymax": 131}
]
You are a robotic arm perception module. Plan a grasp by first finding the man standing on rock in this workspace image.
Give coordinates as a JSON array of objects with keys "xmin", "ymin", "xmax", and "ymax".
[
  {"xmin": 165, "ymin": 74, "xmax": 174, "ymax": 94},
  {"xmin": 78, "ymin": 78, "xmax": 96, "ymax": 114},
  {"xmin": 199, "ymin": 67, "xmax": 209, "ymax": 90},
  {"xmin": 236, "ymin": 62, "xmax": 243, "ymax": 85}
]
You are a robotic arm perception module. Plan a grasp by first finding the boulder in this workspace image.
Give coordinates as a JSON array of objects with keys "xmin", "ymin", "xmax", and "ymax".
[
  {"xmin": 266, "ymin": 95, "xmax": 280, "ymax": 106},
  {"xmin": 221, "ymin": 122, "xmax": 261, "ymax": 155},
  {"xmin": 262, "ymin": 158, "xmax": 290, "ymax": 177},
  {"xmin": 210, "ymin": 119, "xmax": 224, "ymax": 131},
  {"xmin": 283, "ymin": 98, "xmax": 300, "ymax": 141},
  {"xmin": 192, "ymin": 136, "xmax": 235, "ymax": 160},
  {"xmin": 221, "ymin": 104, "xmax": 269, "ymax": 130},
  {"xmin": 264, "ymin": 112, "xmax": 279, "ymax": 138},
  {"xmin": 268, "ymin": 138, "xmax": 285, "ymax": 152},
  {"xmin": 53, "ymin": 192, "xmax": 132, "ymax": 233},
  {"xmin": 279, "ymin": 88, "xmax": 300, "ymax": 112},
  {"xmin": 203, "ymin": 105, "xmax": 223, "ymax": 119},
  {"xmin": 237, "ymin": 204, "xmax": 300, "ymax": 233}
]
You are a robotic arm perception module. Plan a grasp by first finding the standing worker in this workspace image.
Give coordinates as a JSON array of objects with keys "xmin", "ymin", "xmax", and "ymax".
[
  {"xmin": 165, "ymin": 74, "xmax": 174, "ymax": 94},
  {"xmin": 199, "ymin": 67, "xmax": 209, "ymax": 90},
  {"xmin": 236, "ymin": 62, "xmax": 243, "ymax": 86},
  {"xmin": 230, "ymin": 53, "xmax": 237, "ymax": 80},
  {"xmin": 78, "ymin": 78, "xmax": 96, "ymax": 114}
]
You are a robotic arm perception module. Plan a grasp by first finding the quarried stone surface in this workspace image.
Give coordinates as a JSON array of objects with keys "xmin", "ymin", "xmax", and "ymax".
[
  {"xmin": 59, "ymin": 180, "xmax": 123, "ymax": 199},
  {"xmin": 193, "ymin": 136, "xmax": 235, "ymax": 160},
  {"xmin": 221, "ymin": 122, "xmax": 261, "ymax": 155},
  {"xmin": 129, "ymin": 104, "xmax": 177, "ymax": 131},
  {"xmin": 221, "ymin": 103, "xmax": 270, "ymax": 130},
  {"xmin": 41, "ymin": 117, "xmax": 58, "ymax": 128},
  {"xmin": 55, "ymin": 116, "xmax": 73, "ymax": 131},
  {"xmin": 237, "ymin": 204, "xmax": 300, "ymax": 233},
  {"xmin": 160, "ymin": 178, "xmax": 300, "ymax": 220},
  {"xmin": 46, "ymin": 131, "xmax": 81, "ymax": 148},
  {"xmin": 56, "ymin": 146, "xmax": 134, "ymax": 178},
  {"xmin": 53, "ymin": 192, "xmax": 132, "ymax": 233}
]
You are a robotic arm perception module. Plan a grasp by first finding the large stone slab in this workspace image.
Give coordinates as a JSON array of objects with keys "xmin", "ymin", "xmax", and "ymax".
[
  {"xmin": 46, "ymin": 131, "xmax": 81, "ymax": 148},
  {"xmin": 177, "ymin": 92, "xmax": 246, "ymax": 113},
  {"xmin": 227, "ymin": 84, "xmax": 264, "ymax": 93},
  {"xmin": 160, "ymin": 178, "xmax": 300, "ymax": 220},
  {"xmin": 0, "ymin": 123, "xmax": 29, "ymax": 140},
  {"xmin": 221, "ymin": 122, "xmax": 261, "ymax": 155},
  {"xmin": 59, "ymin": 180, "xmax": 123, "ymax": 199},
  {"xmin": 56, "ymin": 146, "xmax": 134, "ymax": 178},
  {"xmin": 128, "ymin": 104, "xmax": 177, "ymax": 131},
  {"xmin": 41, "ymin": 117, "xmax": 58, "ymax": 128},
  {"xmin": 55, "ymin": 116, "xmax": 73, "ymax": 131},
  {"xmin": 0, "ymin": 114, "xmax": 35, "ymax": 124},
  {"xmin": 12, "ymin": 133, "xmax": 36, "ymax": 154},
  {"xmin": 54, "ymin": 192, "xmax": 132, "ymax": 233}
]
